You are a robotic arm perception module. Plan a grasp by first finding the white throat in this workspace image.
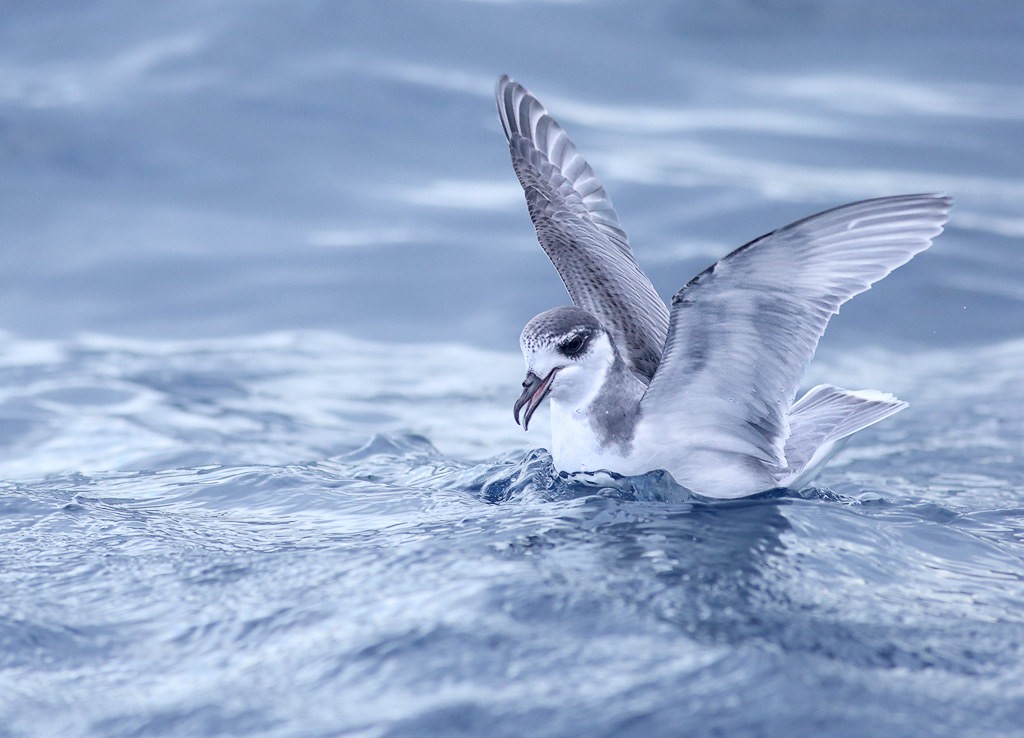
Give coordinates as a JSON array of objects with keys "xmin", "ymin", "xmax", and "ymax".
[{"xmin": 542, "ymin": 336, "xmax": 633, "ymax": 473}]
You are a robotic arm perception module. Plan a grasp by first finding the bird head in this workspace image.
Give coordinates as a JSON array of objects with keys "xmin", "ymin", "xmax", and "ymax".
[{"xmin": 514, "ymin": 306, "xmax": 615, "ymax": 430}]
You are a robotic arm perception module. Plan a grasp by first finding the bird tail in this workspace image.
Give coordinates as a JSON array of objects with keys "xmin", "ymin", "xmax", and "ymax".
[{"xmin": 781, "ymin": 384, "xmax": 908, "ymax": 488}]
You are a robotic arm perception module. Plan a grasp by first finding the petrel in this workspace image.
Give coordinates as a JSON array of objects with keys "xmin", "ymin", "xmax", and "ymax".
[{"xmin": 498, "ymin": 76, "xmax": 950, "ymax": 498}]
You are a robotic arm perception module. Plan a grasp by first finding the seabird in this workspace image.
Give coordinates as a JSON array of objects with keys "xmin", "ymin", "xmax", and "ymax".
[{"xmin": 497, "ymin": 75, "xmax": 951, "ymax": 498}]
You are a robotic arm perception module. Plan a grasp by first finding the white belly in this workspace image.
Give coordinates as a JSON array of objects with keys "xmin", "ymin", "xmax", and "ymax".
[
  {"xmin": 548, "ymin": 404, "xmax": 778, "ymax": 498},
  {"xmin": 548, "ymin": 398, "xmax": 631, "ymax": 474},
  {"xmin": 630, "ymin": 421, "xmax": 778, "ymax": 497}
]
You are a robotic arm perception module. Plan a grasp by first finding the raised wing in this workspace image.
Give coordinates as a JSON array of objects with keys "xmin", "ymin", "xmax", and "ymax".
[
  {"xmin": 496, "ymin": 75, "xmax": 669, "ymax": 382},
  {"xmin": 640, "ymin": 194, "xmax": 951, "ymax": 470}
]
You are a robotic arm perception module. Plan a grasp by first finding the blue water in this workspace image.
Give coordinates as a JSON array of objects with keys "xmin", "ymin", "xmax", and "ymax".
[{"xmin": 2, "ymin": 1, "xmax": 1024, "ymax": 736}]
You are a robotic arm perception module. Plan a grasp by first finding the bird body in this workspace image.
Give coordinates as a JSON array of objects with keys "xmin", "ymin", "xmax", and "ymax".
[{"xmin": 499, "ymin": 76, "xmax": 950, "ymax": 498}]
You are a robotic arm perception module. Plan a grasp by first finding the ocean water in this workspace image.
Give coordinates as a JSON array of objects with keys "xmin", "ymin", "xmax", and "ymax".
[{"xmin": 2, "ymin": 1, "xmax": 1024, "ymax": 736}]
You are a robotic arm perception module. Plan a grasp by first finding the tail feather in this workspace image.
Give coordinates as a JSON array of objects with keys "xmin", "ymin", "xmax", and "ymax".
[{"xmin": 782, "ymin": 384, "xmax": 907, "ymax": 488}]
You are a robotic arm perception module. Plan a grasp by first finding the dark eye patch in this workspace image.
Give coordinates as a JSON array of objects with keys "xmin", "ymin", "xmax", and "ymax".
[{"xmin": 558, "ymin": 331, "xmax": 590, "ymax": 357}]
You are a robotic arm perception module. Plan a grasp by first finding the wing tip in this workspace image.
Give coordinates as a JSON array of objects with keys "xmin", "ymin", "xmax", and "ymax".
[
  {"xmin": 495, "ymin": 74, "xmax": 514, "ymax": 98},
  {"xmin": 495, "ymin": 74, "xmax": 546, "ymax": 143},
  {"xmin": 495, "ymin": 75, "xmax": 516, "ymax": 140},
  {"xmin": 904, "ymin": 191, "xmax": 954, "ymax": 216},
  {"xmin": 890, "ymin": 192, "xmax": 954, "ymax": 242},
  {"xmin": 886, "ymin": 192, "xmax": 954, "ymax": 228}
]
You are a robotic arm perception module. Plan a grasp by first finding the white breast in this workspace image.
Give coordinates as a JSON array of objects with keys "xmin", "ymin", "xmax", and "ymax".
[
  {"xmin": 541, "ymin": 334, "xmax": 636, "ymax": 474},
  {"xmin": 548, "ymin": 398, "xmax": 631, "ymax": 473},
  {"xmin": 548, "ymin": 407, "xmax": 775, "ymax": 496}
]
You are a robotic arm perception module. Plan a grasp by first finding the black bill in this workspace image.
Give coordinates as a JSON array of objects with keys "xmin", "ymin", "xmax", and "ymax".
[{"xmin": 513, "ymin": 369, "xmax": 559, "ymax": 431}]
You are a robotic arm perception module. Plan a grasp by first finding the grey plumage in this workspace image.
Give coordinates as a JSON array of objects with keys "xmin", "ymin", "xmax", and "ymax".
[
  {"xmin": 498, "ymin": 75, "xmax": 951, "ymax": 497},
  {"xmin": 640, "ymin": 194, "xmax": 951, "ymax": 474},
  {"xmin": 520, "ymin": 306, "xmax": 643, "ymax": 454},
  {"xmin": 784, "ymin": 385, "xmax": 907, "ymax": 479},
  {"xmin": 496, "ymin": 75, "xmax": 668, "ymax": 383},
  {"xmin": 519, "ymin": 306, "xmax": 602, "ymax": 353}
]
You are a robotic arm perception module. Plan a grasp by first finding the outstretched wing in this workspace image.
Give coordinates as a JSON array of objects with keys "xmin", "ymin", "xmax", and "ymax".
[
  {"xmin": 496, "ymin": 75, "xmax": 669, "ymax": 382},
  {"xmin": 639, "ymin": 194, "xmax": 951, "ymax": 469}
]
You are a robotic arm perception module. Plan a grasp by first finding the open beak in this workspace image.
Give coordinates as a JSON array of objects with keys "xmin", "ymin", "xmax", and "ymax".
[{"xmin": 513, "ymin": 369, "xmax": 559, "ymax": 431}]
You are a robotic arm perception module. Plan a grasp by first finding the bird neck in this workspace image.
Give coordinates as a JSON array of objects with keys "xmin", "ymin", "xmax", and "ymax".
[{"xmin": 549, "ymin": 355, "xmax": 646, "ymax": 466}]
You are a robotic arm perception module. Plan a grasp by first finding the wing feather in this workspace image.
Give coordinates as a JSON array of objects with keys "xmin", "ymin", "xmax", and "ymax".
[
  {"xmin": 640, "ymin": 194, "xmax": 951, "ymax": 471},
  {"xmin": 496, "ymin": 75, "xmax": 669, "ymax": 382}
]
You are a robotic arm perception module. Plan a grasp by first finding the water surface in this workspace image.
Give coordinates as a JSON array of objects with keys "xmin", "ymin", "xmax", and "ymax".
[{"xmin": 1, "ymin": 1, "xmax": 1023, "ymax": 736}]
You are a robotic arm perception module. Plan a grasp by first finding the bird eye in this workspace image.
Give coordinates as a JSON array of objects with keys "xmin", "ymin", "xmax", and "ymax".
[{"xmin": 559, "ymin": 333, "xmax": 588, "ymax": 357}]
